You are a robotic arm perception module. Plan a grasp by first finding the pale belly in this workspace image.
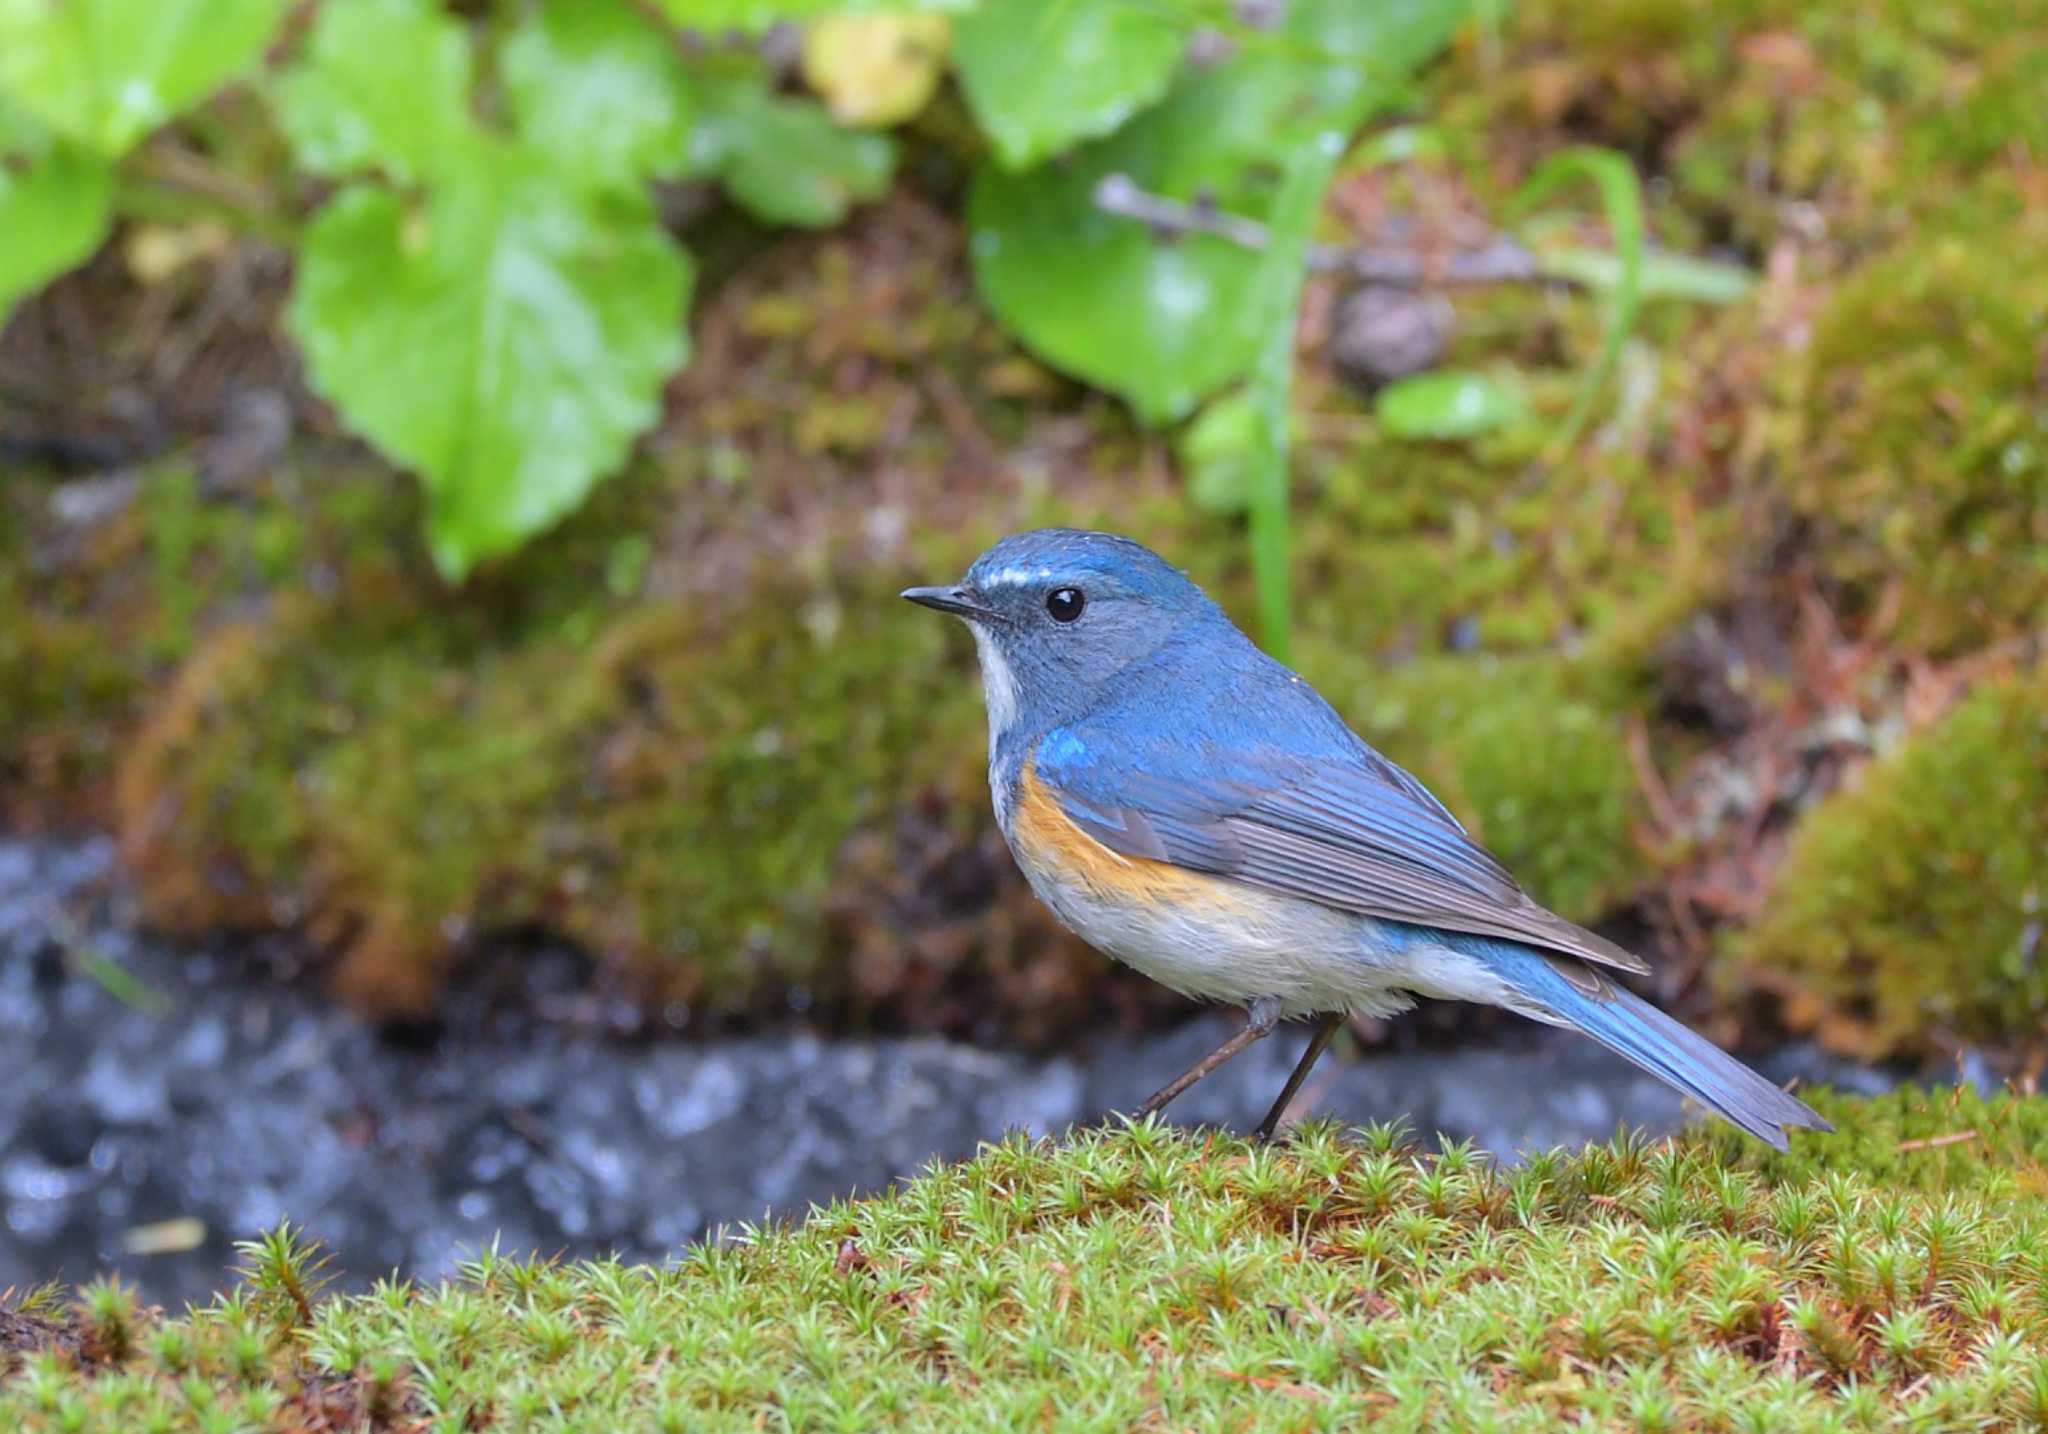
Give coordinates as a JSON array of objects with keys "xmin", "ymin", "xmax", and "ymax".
[
  {"xmin": 997, "ymin": 760, "xmax": 1528, "ymax": 1022},
  {"xmin": 1011, "ymin": 836, "xmax": 1432, "ymax": 1021}
]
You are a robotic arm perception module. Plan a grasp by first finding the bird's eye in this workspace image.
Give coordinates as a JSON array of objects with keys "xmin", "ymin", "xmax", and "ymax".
[{"xmin": 1045, "ymin": 587, "xmax": 1085, "ymax": 623}]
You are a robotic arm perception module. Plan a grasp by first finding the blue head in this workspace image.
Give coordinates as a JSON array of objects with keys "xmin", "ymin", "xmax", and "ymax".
[{"xmin": 903, "ymin": 529, "xmax": 1235, "ymax": 739}]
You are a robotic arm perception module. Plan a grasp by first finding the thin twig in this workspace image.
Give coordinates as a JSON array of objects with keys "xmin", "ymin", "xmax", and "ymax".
[
  {"xmin": 1212, "ymin": 1369, "xmax": 1330, "ymax": 1400},
  {"xmin": 1092, "ymin": 172, "xmax": 1539, "ymax": 286},
  {"xmin": 1894, "ymin": 1131, "xmax": 1979, "ymax": 1154}
]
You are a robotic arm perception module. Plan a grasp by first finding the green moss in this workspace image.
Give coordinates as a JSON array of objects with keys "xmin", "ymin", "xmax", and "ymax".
[
  {"xmin": 119, "ymin": 554, "xmax": 986, "ymax": 1018},
  {"xmin": 1440, "ymin": 0, "xmax": 2048, "ymax": 255},
  {"xmin": 1796, "ymin": 221, "xmax": 2048, "ymax": 649},
  {"xmin": 1741, "ymin": 669, "xmax": 2048, "ymax": 1058},
  {"xmin": 7, "ymin": 1098, "xmax": 2047, "ymax": 1430},
  {"xmin": 1305, "ymin": 652, "xmax": 1647, "ymax": 923},
  {"xmin": 0, "ymin": 595, "xmax": 142, "ymax": 807},
  {"xmin": 0, "ymin": 487, "xmax": 150, "ymax": 813},
  {"xmin": 1689, "ymin": 1081, "xmax": 2048, "ymax": 1192},
  {"xmin": 1289, "ymin": 417, "xmax": 1719, "ymax": 662}
]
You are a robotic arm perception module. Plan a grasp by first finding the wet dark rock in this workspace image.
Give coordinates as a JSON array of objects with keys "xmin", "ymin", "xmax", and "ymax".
[
  {"xmin": 1, "ymin": 836, "xmax": 1895, "ymax": 1309},
  {"xmin": 1329, "ymin": 283, "xmax": 1455, "ymax": 391}
]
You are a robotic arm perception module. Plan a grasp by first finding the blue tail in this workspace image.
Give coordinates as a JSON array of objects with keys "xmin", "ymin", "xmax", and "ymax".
[{"xmin": 1472, "ymin": 940, "xmax": 1832, "ymax": 1150}]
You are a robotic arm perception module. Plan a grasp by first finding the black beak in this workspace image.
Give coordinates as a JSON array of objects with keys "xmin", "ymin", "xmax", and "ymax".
[{"xmin": 900, "ymin": 585, "xmax": 996, "ymax": 621}]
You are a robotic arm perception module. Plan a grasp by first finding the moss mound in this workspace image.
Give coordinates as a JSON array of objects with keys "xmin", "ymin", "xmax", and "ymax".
[
  {"xmin": 5, "ymin": 1092, "xmax": 2047, "ymax": 1431},
  {"xmin": 1309, "ymin": 651, "xmax": 1647, "ymax": 922},
  {"xmin": 3, "ymin": 233, "xmax": 1693, "ymax": 1031},
  {"xmin": 1797, "ymin": 219, "xmax": 2048, "ymax": 649},
  {"xmin": 8, "ymin": 0, "xmax": 2045, "ymax": 1045},
  {"xmin": 1741, "ymin": 667, "xmax": 2048, "ymax": 1061},
  {"xmin": 1454, "ymin": 0, "xmax": 2048, "ymax": 254},
  {"xmin": 112, "ymin": 555, "xmax": 999, "ymax": 1022}
]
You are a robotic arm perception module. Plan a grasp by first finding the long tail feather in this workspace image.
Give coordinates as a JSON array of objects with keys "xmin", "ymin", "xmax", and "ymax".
[{"xmin": 1476, "ymin": 942, "xmax": 1833, "ymax": 1150}]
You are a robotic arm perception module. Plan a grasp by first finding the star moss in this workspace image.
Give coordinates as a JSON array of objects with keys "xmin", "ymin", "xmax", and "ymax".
[{"xmin": 5, "ymin": 1089, "xmax": 2045, "ymax": 1431}]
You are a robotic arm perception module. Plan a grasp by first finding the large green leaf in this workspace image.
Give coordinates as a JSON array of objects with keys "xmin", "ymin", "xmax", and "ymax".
[
  {"xmin": 0, "ymin": 137, "xmax": 112, "ymax": 322},
  {"xmin": 690, "ymin": 60, "xmax": 893, "ymax": 228},
  {"xmin": 503, "ymin": 0, "xmax": 694, "ymax": 191},
  {"xmin": 651, "ymin": 0, "xmax": 972, "ymax": 36},
  {"xmin": 954, "ymin": 0, "xmax": 1187, "ymax": 169},
  {"xmin": 273, "ymin": 0, "xmax": 476, "ymax": 184},
  {"xmin": 971, "ymin": 0, "xmax": 1471, "ymax": 422},
  {"xmin": 0, "ymin": 0, "xmax": 287, "ymax": 156},
  {"xmin": 288, "ymin": 149, "xmax": 693, "ymax": 578}
]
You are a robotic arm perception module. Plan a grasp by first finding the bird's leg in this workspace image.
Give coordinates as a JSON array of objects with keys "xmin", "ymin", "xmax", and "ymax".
[
  {"xmin": 1134, "ymin": 997, "xmax": 1283, "ymax": 1120},
  {"xmin": 1252, "ymin": 1011, "xmax": 1345, "ymax": 1142}
]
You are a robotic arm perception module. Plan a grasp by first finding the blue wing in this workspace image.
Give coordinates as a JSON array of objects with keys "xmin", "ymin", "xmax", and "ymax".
[{"xmin": 1029, "ymin": 654, "xmax": 1649, "ymax": 979}]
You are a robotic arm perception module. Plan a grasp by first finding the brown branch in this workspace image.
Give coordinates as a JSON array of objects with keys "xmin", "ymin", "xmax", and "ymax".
[{"xmin": 1091, "ymin": 172, "xmax": 1540, "ymax": 286}]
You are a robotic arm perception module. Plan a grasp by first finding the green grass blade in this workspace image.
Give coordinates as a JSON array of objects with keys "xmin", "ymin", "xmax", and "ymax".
[
  {"xmin": 1510, "ymin": 145, "xmax": 1645, "ymax": 458},
  {"xmin": 1246, "ymin": 131, "xmax": 1344, "ymax": 663}
]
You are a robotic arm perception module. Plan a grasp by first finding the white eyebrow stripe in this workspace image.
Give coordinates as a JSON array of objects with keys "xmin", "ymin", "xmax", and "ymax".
[{"xmin": 982, "ymin": 564, "xmax": 1054, "ymax": 590}]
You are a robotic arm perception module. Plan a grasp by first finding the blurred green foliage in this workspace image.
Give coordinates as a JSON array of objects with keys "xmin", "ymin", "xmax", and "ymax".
[
  {"xmin": 970, "ymin": 0, "xmax": 1475, "ymax": 425},
  {"xmin": 0, "ymin": 0, "xmax": 1483, "ymax": 578}
]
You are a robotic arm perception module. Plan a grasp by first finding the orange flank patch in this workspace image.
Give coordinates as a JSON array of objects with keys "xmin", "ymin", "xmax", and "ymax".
[{"xmin": 1012, "ymin": 765, "xmax": 1248, "ymax": 912}]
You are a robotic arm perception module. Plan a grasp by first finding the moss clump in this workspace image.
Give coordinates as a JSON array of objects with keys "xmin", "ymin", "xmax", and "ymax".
[
  {"xmin": 1445, "ymin": 0, "xmax": 2048, "ymax": 256},
  {"xmin": 1796, "ymin": 221, "xmax": 2048, "ymax": 649},
  {"xmin": 0, "ymin": 484, "xmax": 153, "ymax": 819},
  {"xmin": 1288, "ymin": 403, "xmax": 1722, "ymax": 660},
  {"xmin": 0, "ymin": 593, "xmax": 143, "ymax": 813},
  {"xmin": 1305, "ymin": 652, "xmax": 1647, "ymax": 923},
  {"xmin": 114, "ymin": 556, "xmax": 990, "ymax": 1021},
  {"xmin": 1740, "ymin": 669, "xmax": 2048, "ymax": 1060},
  {"xmin": 6, "ymin": 1096, "xmax": 2047, "ymax": 1431},
  {"xmin": 1693, "ymin": 1080, "xmax": 2048, "ymax": 1193}
]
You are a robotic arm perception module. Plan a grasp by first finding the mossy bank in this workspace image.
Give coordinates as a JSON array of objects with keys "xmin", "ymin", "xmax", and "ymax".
[
  {"xmin": 4, "ymin": 1087, "xmax": 2047, "ymax": 1431},
  {"xmin": 1741, "ymin": 666, "xmax": 2048, "ymax": 1060},
  {"xmin": 5, "ymin": 0, "xmax": 2048, "ymax": 1055},
  {"xmin": 0, "ymin": 199, "xmax": 1676, "ymax": 1037}
]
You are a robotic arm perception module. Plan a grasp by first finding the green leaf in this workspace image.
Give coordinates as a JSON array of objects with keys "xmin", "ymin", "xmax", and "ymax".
[
  {"xmin": 954, "ymin": 0, "xmax": 1188, "ymax": 169},
  {"xmin": 0, "ymin": 138, "xmax": 112, "ymax": 322},
  {"xmin": 1180, "ymin": 389, "xmax": 1308, "ymax": 516},
  {"xmin": 690, "ymin": 60, "xmax": 893, "ymax": 227},
  {"xmin": 650, "ymin": 0, "xmax": 971, "ymax": 36},
  {"xmin": 0, "ymin": 0, "xmax": 288, "ymax": 156},
  {"xmin": 503, "ymin": 0, "xmax": 694, "ymax": 191},
  {"xmin": 1375, "ymin": 369, "xmax": 1523, "ymax": 440},
  {"xmin": 1178, "ymin": 392, "xmax": 1259, "ymax": 515},
  {"xmin": 970, "ymin": 0, "xmax": 1472, "ymax": 422},
  {"xmin": 274, "ymin": 0, "xmax": 477, "ymax": 185},
  {"xmin": 288, "ymin": 149, "xmax": 693, "ymax": 579}
]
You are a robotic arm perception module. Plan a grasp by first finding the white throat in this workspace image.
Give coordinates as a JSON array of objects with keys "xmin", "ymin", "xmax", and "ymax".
[{"xmin": 970, "ymin": 624, "xmax": 1020, "ymax": 748}]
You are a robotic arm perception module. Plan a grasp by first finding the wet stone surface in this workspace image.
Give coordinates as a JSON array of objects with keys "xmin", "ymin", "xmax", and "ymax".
[{"xmin": 1, "ymin": 837, "xmax": 1897, "ymax": 1308}]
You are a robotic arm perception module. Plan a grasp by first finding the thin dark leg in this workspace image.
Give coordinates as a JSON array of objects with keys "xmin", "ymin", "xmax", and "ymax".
[
  {"xmin": 1134, "ymin": 997, "xmax": 1282, "ymax": 1120},
  {"xmin": 1252, "ymin": 1012, "xmax": 1345, "ymax": 1142}
]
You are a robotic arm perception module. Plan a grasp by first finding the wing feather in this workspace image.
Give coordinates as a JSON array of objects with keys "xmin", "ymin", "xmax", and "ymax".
[{"xmin": 1043, "ymin": 734, "xmax": 1648, "ymax": 978}]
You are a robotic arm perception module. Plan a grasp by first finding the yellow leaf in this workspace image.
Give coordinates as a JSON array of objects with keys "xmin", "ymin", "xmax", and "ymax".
[
  {"xmin": 122, "ymin": 221, "xmax": 230, "ymax": 285},
  {"xmin": 800, "ymin": 14, "xmax": 950, "ymax": 128},
  {"xmin": 121, "ymin": 1217, "xmax": 207, "ymax": 1255}
]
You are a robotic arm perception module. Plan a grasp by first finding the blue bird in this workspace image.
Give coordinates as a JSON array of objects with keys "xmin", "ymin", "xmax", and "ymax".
[{"xmin": 904, "ymin": 529, "xmax": 1830, "ymax": 1149}]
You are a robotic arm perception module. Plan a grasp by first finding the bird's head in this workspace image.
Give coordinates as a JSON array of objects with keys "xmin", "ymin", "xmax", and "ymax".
[{"xmin": 902, "ymin": 528, "xmax": 1228, "ymax": 737}]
